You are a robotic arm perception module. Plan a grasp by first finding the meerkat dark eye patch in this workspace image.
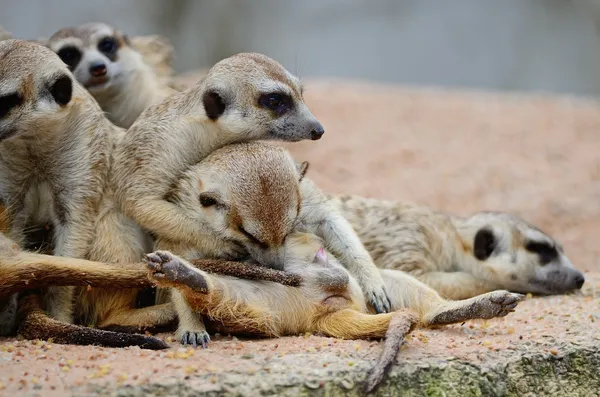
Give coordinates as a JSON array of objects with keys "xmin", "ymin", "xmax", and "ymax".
[
  {"xmin": 0, "ymin": 92, "xmax": 23, "ymax": 119},
  {"xmin": 202, "ymin": 90, "xmax": 226, "ymax": 120},
  {"xmin": 525, "ymin": 241, "xmax": 558, "ymax": 265},
  {"xmin": 49, "ymin": 76, "xmax": 73, "ymax": 106},
  {"xmin": 199, "ymin": 192, "xmax": 219, "ymax": 208},
  {"xmin": 56, "ymin": 46, "xmax": 82, "ymax": 70},
  {"xmin": 474, "ymin": 228, "xmax": 496, "ymax": 261},
  {"xmin": 98, "ymin": 37, "xmax": 118, "ymax": 54},
  {"xmin": 258, "ymin": 92, "xmax": 293, "ymax": 116}
]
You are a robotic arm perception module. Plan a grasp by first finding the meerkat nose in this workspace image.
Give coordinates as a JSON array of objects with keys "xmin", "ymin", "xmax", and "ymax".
[
  {"xmin": 574, "ymin": 274, "xmax": 585, "ymax": 289},
  {"xmin": 310, "ymin": 123, "xmax": 325, "ymax": 140},
  {"xmin": 89, "ymin": 62, "xmax": 107, "ymax": 77}
]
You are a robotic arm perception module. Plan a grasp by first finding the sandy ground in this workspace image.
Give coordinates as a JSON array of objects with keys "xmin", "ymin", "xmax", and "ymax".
[{"xmin": 1, "ymin": 80, "xmax": 599, "ymax": 395}]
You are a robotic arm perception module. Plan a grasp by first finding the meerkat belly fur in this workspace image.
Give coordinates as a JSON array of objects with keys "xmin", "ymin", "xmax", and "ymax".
[
  {"xmin": 110, "ymin": 52, "xmax": 395, "ymax": 312},
  {"xmin": 331, "ymin": 195, "xmax": 584, "ymax": 300},
  {"xmin": 148, "ymin": 141, "xmax": 521, "ymax": 346},
  {"xmin": 0, "ymin": 40, "xmax": 174, "ymax": 348},
  {"xmin": 47, "ymin": 22, "xmax": 176, "ymax": 129}
]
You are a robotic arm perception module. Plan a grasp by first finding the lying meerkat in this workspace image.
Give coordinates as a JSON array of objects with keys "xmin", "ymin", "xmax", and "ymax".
[
  {"xmin": 0, "ymin": 39, "xmax": 179, "ymax": 348},
  {"xmin": 46, "ymin": 22, "xmax": 176, "ymax": 128},
  {"xmin": 151, "ymin": 141, "xmax": 520, "ymax": 346},
  {"xmin": 148, "ymin": 231, "xmax": 521, "ymax": 341},
  {"xmin": 330, "ymin": 195, "xmax": 585, "ymax": 300},
  {"xmin": 112, "ymin": 53, "xmax": 391, "ymax": 315}
]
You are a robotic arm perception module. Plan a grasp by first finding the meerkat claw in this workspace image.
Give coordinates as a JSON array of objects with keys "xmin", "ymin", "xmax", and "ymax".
[{"xmin": 181, "ymin": 330, "xmax": 211, "ymax": 348}]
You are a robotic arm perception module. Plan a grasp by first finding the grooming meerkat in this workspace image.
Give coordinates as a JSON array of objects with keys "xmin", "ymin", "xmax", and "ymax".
[
  {"xmin": 46, "ymin": 22, "xmax": 177, "ymax": 128},
  {"xmin": 331, "ymin": 195, "xmax": 585, "ymax": 300},
  {"xmin": 113, "ymin": 52, "xmax": 392, "ymax": 315},
  {"xmin": 150, "ymin": 141, "xmax": 521, "ymax": 346},
  {"xmin": 0, "ymin": 39, "xmax": 180, "ymax": 348}
]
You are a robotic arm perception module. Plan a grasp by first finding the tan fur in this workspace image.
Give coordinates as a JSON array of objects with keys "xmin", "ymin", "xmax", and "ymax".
[
  {"xmin": 145, "ymin": 142, "xmax": 521, "ymax": 345},
  {"xmin": 0, "ymin": 40, "xmax": 176, "ymax": 347},
  {"xmin": 331, "ymin": 195, "xmax": 584, "ymax": 299},
  {"xmin": 47, "ymin": 23, "xmax": 177, "ymax": 128}
]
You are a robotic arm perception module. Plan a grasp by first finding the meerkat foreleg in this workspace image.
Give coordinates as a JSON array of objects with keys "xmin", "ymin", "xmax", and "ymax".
[
  {"xmin": 380, "ymin": 269, "xmax": 523, "ymax": 326},
  {"xmin": 316, "ymin": 212, "xmax": 391, "ymax": 313},
  {"xmin": 47, "ymin": 212, "xmax": 97, "ymax": 324}
]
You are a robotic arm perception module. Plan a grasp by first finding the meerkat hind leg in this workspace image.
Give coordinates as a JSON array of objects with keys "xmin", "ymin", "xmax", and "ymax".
[{"xmin": 380, "ymin": 269, "xmax": 523, "ymax": 326}]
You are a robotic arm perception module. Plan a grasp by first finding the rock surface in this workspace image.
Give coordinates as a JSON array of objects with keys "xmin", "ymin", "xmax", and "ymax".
[{"xmin": 1, "ymin": 80, "xmax": 599, "ymax": 396}]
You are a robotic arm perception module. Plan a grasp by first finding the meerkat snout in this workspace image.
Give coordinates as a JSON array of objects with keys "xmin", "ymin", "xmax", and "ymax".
[{"xmin": 89, "ymin": 61, "xmax": 107, "ymax": 78}]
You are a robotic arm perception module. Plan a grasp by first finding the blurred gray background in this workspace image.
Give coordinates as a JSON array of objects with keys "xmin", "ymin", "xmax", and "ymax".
[{"xmin": 3, "ymin": 0, "xmax": 600, "ymax": 97}]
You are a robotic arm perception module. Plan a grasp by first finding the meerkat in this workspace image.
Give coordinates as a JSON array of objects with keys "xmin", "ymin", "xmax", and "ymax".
[
  {"xmin": 46, "ymin": 22, "xmax": 177, "ymax": 128},
  {"xmin": 330, "ymin": 195, "xmax": 585, "ymax": 300},
  {"xmin": 0, "ymin": 39, "xmax": 181, "ymax": 348},
  {"xmin": 148, "ymin": 141, "xmax": 520, "ymax": 346},
  {"xmin": 147, "ymin": 233, "xmax": 521, "ymax": 341}
]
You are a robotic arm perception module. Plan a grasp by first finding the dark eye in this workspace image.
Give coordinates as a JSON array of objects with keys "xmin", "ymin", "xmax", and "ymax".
[
  {"xmin": 199, "ymin": 194, "xmax": 218, "ymax": 207},
  {"xmin": 258, "ymin": 93, "xmax": 292, "ymax": 115},
  {"xmin": 525, "ymin": 241, "xmax": 558, "ymax": 265},
  {"xmin": 98, "ymin": 37, "xmax": 118, "ymax": 54},
  {"xmin": 56, "ymin": 46, "xmax": 82, "ymax": 70},
  {"xmin": 0, "ymin": 93, "xmax": 23, "ymax": 119}
]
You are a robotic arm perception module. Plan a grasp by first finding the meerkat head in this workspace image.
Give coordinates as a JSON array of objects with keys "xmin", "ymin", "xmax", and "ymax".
[
  {"xmin": 170, "ymin": 142, "xmax": 310, "ymax": 269},
  {"xmin": 0, "ymin": 40, "xmax": 83, "ymax": 142},
  {"xmin": 198, "ymin": 52, "xmax": 324, "ymax": 142},
  {"xmin": 47, "ymin": 22, "xmax": 141, "ymax": 99},
  {"xmin": 457, "ymin": 211, "xmax": 584, "ymax": 295}
]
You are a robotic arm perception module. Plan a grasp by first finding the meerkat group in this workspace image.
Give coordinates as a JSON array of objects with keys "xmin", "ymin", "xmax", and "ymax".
[{"xmin": 0, "ymin": 20, "xmax": 585, "ymax": 373}]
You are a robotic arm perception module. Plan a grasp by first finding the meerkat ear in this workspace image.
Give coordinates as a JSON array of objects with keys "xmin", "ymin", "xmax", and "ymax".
[
  {"xmin": 473, "ymin": 227, "xmax": 496, "ymax": 261},
  {"xmin": 202, "ymin": 90, "xmax": 227, "ymax": 120},
  {"xmin": 297, "ymin": 161, "xmax": 309, "ymax": 181},
  {"xmin": 49, "ymin": 75, "xmax": 73, "ymax": 106}
]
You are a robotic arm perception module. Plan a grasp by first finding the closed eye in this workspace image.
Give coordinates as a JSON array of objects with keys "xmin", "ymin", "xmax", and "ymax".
[
  {"xmin": 0, "ymin": 93, "xmax": 23, "ymax": 119},
  {"xmin": 239, "ymin": 226, "xmax": 269, "ymax": 249},
  {"xmin": 525, "ymin": 241, "xmax": 558, "ymax": 265}
]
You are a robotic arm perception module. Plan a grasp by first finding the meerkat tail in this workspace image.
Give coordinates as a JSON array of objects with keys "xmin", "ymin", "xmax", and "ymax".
[
  {"xmin": 363, "ymin": 310, "xmax": 418, "ymax": 394},
  {"xmin": 0, "ymin": 253, "xmax": 152, "ymax": 298},
  {"xmin": 16, "ymin": 294, "xmax": 168, "ymax": 350},
  {"xmin": 188, "ymin": 259, "xmax": 303, "ymax": 287}
]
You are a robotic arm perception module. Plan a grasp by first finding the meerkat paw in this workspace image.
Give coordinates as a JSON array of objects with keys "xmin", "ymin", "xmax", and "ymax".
[
  {"xmin": 178, "ymin": 329, "xmax": 211, "ymax": 348},
  {"xmin": 145, "ymin": 250, "xmax": 210, "ymax": 293},
  {"xmin": 479, "ymin": 290, "xmax": 524, "ymax": 318},
  {"xmin": 428, "ymin": 290, "xmax": 524, "ymax": 325},
  {"xmin": 363, "ymin": 283, "xmax": 392, "ymax": 314}
]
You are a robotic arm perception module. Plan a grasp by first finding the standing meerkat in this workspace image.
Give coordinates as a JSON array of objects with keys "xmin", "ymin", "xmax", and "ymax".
[
  {"xmin": 46, "ymin": 22, "xmax": 177, "ymax": 128},
  {"xmin": 0, "ymin": 39, "xmax": 178, "ymax": 348},
  {"xmin": 151, "ymin": 141, "xmax": 520, "ymax": 345},
  {"xmin": 331, "ymin": 195, "xmax": 584, "ymax": 300}
]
